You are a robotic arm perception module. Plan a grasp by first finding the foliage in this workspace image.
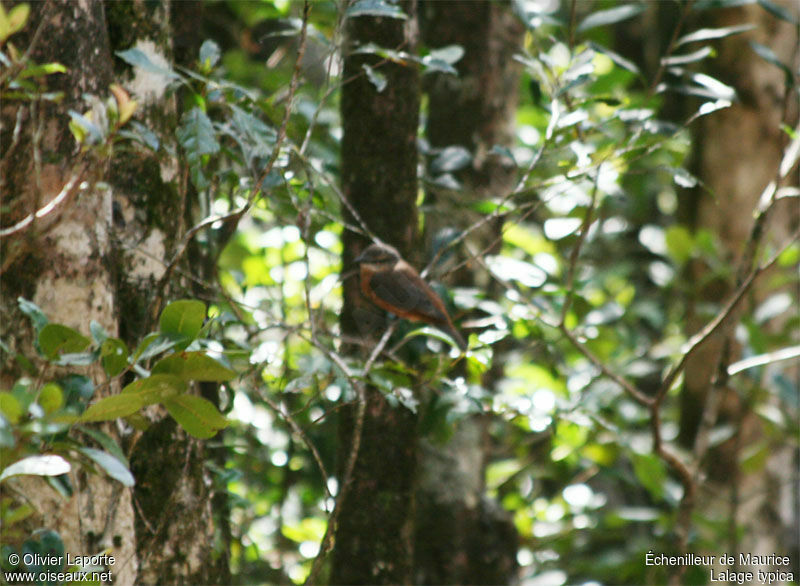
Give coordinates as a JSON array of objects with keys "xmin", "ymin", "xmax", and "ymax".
[{"xmin": 1, "ymin": 0, "xmax": 798, "ymax": 584}]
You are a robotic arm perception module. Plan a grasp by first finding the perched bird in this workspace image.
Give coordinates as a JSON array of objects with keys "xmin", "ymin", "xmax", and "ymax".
[{"xmin": 354, "ymin": 243, "xmax": 467, "ymax": 351}]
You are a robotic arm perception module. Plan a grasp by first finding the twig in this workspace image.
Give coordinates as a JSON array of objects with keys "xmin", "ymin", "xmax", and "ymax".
[
  {"xmin": 152, "ymin": 0, "xmax": 312, "ymax": 319},
  {"xmin": 648, "ymin": 0, "xmax": 695, "ymax": 96},
  {"xmin": 560, "ymin": 168, "xmax": 601, "ymax": 324},
  {"xmin": 260, "ymin": 389, "xmax": 332, "ymax": 502},
  {"xmin": 657, "ymin": 227, "xmax": 800, "ymax": 401}
]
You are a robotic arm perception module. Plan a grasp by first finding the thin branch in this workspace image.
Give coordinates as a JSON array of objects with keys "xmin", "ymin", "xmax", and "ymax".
[
  {"xmin": 152, "ymin": 0, "xmax": 312, "ymax": 316},
  {"xmin": 260, "ymin": 389, "xmax": 332, "ymax": 502},
  {"xmin": 560, "ymin": 168, "xmax": 601, "ymax": 325},
  {"xmin": 658, "ymin": 227, "xmax": 800, "ymax": 399},
  {"xmin": 648, "ymin": 0, "xmax": 695, "ymax": 96}
]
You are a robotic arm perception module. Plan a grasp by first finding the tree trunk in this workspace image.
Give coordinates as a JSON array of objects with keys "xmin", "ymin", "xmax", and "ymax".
[
  {"xmin": 332, "ymin": 6, "xmax": 421, "ymax": 585},
  {"xmin": 1, "ymin": 1, "xmax": 229, "ymax": 583},
  {"xmin": 0, "ymin": 1, "xmax": 137, "ymax": 583},
  {"xmin": 415, "ymin": 2, "xmax": 522, "ymax": 584},
  {"xmin": 676, "ymin": 0, "xmax": 799, "ymax": 574}
]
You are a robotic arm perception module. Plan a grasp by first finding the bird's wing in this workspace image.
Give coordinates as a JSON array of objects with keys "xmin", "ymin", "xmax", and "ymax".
[{"xmin": 368, "ymin": 270, "xmax": 449, "ymax": 324}]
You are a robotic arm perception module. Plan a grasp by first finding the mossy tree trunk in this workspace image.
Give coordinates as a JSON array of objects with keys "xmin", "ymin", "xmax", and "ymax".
[{"xmin": 0, "ymin": 1, "xmax": 228, "ymax": 583}]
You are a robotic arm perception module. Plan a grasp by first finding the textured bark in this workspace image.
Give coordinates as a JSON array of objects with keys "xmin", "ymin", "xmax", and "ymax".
[
  {"xmin": 333, "ymin": 7, "xmax": 421, "ymax": 585},
  {"xmin": 415, "ymin": 2, "xmax": 522, "ymax": 583},
  {"xmin": 0, "ymin": 2, "xmax": 137, "ymax": 583},
  {"xmin": 103, "ymin": 2, "xmax": 229, "ymax": 582},
  {"xmin": 1, "ymin": 1, "xmax": 229, "ymax": 584}
]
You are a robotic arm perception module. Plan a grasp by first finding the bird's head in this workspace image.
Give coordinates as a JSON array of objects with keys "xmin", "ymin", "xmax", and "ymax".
[{"xmin": 354, "ymin": 243, "xmax": 400, "ymax": 269}]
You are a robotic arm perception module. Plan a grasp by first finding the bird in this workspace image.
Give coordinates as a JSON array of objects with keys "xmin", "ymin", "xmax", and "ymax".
[{"xmin": 354, "ymin": 243, "xmax": 467, "ymax": 351}]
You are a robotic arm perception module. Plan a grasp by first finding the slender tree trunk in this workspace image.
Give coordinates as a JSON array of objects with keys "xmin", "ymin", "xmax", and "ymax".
[
  {"xmin": 415, "ymin": 2, "xmax": 522, "ymax": 583},
  {"xmin": 332, "ymin": 6, "xmax": 421, "ymax": 585}
]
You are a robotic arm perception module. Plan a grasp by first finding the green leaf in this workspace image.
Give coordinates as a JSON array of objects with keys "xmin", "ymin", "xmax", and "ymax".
[
  {"xmin": 152, "ymin": 352, "xmax": 236, "ymax": 382},
  {"xmin": 0, "ymin": 455, "xmax": 71, "ymax": 483},
  {"xmin": 177, "ymin": 108, "xmax": 220, "ymax": 159},
  {"xmin": 8, "ymin": 3, "xmax": 30, "ymax": 33},
  {"xmin": 164, "ymin": 394, "xmax": 229, "ymax": 439},
  {"xmin": 38, "ymin": 383, "xmax": 63, "ymax": 414},
  {"xmin": 159, "ymin": 299, "xmax": 206, "ymax": 340},
  {"xmin": 631, "ymin": 453, "xmax": 666, "ymax": 500},
  {"xmin": 0, "ymin": 392, "xmax": 22, "ymax": 424},
  {"xmin": 17, "ymin": 62, "xmax": 67, "ymax": 78},
  {"xmin": 665, "ymin": 225, "xmax": 694, "ymax": 265},
  {"xmin": 78, "ymin": 427, "xmax": 129, "ymax": 467},
  {"xmin": 577, "ymin": 4, "xmax": 645, "ymax": 32},
  {"xmin": 116, "ymin": 47, "xmax": 180, "ymax": 78},
  {"xmin": 79, "ymin": 375, "xmax": 184, "ymax": 423},
  {"xmin": 78, "ymin": 447, "xmax": 135, "ymax": 487},
  {"xmin": 17, "ymin": 297, "xmax": 48, "ymax": 332},
  {"xmin": 78, "ymin": 393, "xmax": 148, "ymax": 423},
  {"xmin": 675, "ymin": 24, "xmax": 755, "ymax": 47},
  {"xmin": 38, "ymin": 324, "xmax": 91, "ymax": 360},
  {"xmin": 346, "ymin": 0, "xmax": 407, "ymax": 20},
  {"xmin": 121, "ymin": 374, "xmax": 186, "ymax": 401},
  {"xmin": 101, "ymin": 338, "xmax": 129, "ymax": 377},
  {"xmin": 757, "ymin": 0, "xmax": 799, "ymax": 24}
]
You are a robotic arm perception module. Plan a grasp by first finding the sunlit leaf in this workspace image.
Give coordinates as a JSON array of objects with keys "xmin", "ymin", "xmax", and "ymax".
[
  {"xmin": 38, "ymin": 383, "xmax": 63, "ymax": 414},
  {"xmin": 101, "ymin": 338, "xmax": 129, "ymax": 377},
  {"xmin": 675, "ymin": 24, "xmax": 755, "ymax": 47},
  {"xmin": 0, "ymin": 455, "xmax": 70, "ymax": 483},
  {"xmin": 431, "ymin": 146, "xmax": 471, "ymax": 174},
  {"xmin": 362, "ymin": 63, "xmax": 387, "ymax": 92},
  {"xmin": 577, "ymin": 4, "xmax": 645, "ymax": 32}
]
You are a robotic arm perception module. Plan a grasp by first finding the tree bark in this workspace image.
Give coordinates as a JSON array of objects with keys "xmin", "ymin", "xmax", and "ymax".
[
  {"xmin": 332, "ymin": 6, "xmax": 421, "ymax": 585},
  {"xmin": 0, "ymin": 2, "xmax": 137, "ymax": 583},
  {"xmin": 675, "ymin": 0, "xmax": 799, "ymax": 574},
  {"xmin": 415, "ymin": 2, "xmax": 522, "ymax": 583},
  {"xmin": 1, "ymin": 1, "xmax": 229, "ymax": 583}
]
